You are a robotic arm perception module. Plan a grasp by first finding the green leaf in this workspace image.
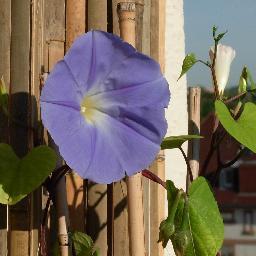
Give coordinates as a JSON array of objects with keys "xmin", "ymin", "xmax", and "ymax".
[
  {"xmin": 216, "ymin": 31, "xmax": 227, "ymax": 42},
  {"xmin": 238, "ymin": 66, "xmax": 256, "ymax": 93},
  {"xmin": 161, "ymin": 135, "xmax": 203, "ymax": 150},
  {"xmin": 215, "ymin": 100, "xmax": 256, "ymax": 153},
  {"xmin": 238, "ymin": 67, "xmax": 248, "ymax": 94},
  {"xmin": 0, "ymin": 144, "xmax": 56, "ymax": 205},
  {"xmin": 71, "ymin": 231, "xmax": 100, "ymax": 256},
  {"xmin": 159, "ymin": 181, "xmax": 184, "ymax": 247},
  {"xmin": 212, "ymin": 25, "xmax": 217, "ymax": 38},
  {"xmin": 161, "ymin": 177, "xmax": 224, "ymax": 256},
  {"xmin": 178, "ymin": 54, "xmax": 197, "ymax": 80},
  {"xmin": 0, "ymin": 77, "xmax": 8, "ymax": 114}
]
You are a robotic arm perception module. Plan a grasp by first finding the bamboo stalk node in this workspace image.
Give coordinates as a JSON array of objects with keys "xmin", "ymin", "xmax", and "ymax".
[
  {"xmin": 58, "ymin": 234, "xmax": 69, "ymax": 246},
  {"xmin": 156, "ymin": 151, "xmax": 165, "ymax": 162},
  {"xmin": 118, "ymin": 17, "xmax": 136, "ymax": 23}
]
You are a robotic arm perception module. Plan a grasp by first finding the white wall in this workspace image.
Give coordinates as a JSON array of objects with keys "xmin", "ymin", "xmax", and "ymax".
[{"xmin": 165, "ymin": 0, "xmax": 188, "ymax": 255}]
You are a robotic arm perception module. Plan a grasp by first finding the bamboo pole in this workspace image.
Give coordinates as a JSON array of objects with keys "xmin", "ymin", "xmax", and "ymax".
[
  {"xmin": 65, "ymin": 0, "xmax": 86, "ymax": 234},
  {"xmin": 149, "ymin": 0, "xmax": 166, "ymax": 255},
  {"xmin": 117, "ymin": 3, "xmax": 146, "ymax": 256},
  {"xmin": 86, "ymin": 2, "xmax": 109, "ymax": 255},
  {"xmin": 50, "ymin": 140, "xmax": 69, "ymax": 256},
  {"xmin": 0, "ymin": 0, "xmax": 10, "ymax": 254},
  {"xmin": 9, "ymin": 1, "xmax": 32, "ymax": 255},
  {"xmin": 51, "ymin": 1, "xmax": 87, "ymax": 255},
  {"xmin": 187, "ymin": 87, "xmax": 201, "ymax": 185},
  {"xmin": 43, "ymin": 0, "xmax": 67, "ymax": 254}
]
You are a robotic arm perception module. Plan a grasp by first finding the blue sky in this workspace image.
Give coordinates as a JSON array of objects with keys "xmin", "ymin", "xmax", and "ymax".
[{"xmin": 184, "ymin": 0, "xmax": 256, "ymax": 88}]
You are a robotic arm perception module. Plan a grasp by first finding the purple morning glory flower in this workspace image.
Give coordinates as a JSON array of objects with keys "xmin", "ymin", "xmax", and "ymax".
[{"xmin": 40, "ymin": 30, "xmax": 170, "ymax": 184}]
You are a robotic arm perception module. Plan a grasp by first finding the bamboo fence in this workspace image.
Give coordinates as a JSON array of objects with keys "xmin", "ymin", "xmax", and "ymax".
[{"xmin": 0, "ymin": 0, "xmax": 170, "ymax": 255}]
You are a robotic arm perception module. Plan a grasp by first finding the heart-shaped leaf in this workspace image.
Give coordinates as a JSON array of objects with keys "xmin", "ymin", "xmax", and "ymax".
[
  {"xmin": 0, "ymin": 143, "xmax": 56, "ymax": 205},
  {"xmin": 161, "ymin": 135, "xmax": 203, "ymax": 150},
  {"xmin": 160, "ymin": 177, "xmax": 224, "ymax": 256},
  {"xmin": 215, "ymin": 100, "xmax": 256, "ymax": 153}
]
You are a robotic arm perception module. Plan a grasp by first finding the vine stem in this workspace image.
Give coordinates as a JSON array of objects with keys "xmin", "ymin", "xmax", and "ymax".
[
  {"xmin": 141, "ymin": 169, "xmax": 166, "ymax": 189},
  {"xmin": 179, "ymin": 146, "xmax": 193, "ymax": 192},
  {"xmin": 224, "ymin": 88, "xmax": 256, "ymax": 104},
  {"xmin": 211, "ymin": 40, "xmax": 220, "ymax": 99},
  {"xmin": 197, "ymin": 60, "xmax": 211, "ymax": 67}
]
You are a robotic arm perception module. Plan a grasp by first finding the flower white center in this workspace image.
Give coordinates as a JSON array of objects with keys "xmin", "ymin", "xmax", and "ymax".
[
  {"xmin": 81, "ymin": 106, "xmax": 87, "ymax": 113},
  {"xmin": 80, "ymin": 97, "xmax": 96, "ymax": 123}
]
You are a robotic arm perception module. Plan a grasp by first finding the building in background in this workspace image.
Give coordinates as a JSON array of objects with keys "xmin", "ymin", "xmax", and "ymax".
[{"xmin": 201, "ymin": 113, "xmax": 256, "ymax": 256}]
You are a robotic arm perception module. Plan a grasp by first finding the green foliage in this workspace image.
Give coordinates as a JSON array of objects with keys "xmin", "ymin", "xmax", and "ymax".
[
  {"xmin": 159, "ymin": 177, "xmax": 224, "ymax": 256},
  {"xmin": 0, "ymin": 144, "xmax": 56, "ymax": 205},
  {"xmin": 215, "ymin": 100, "xmax": 256, "ymax": 153},
  {"xmin": 212, "ymin": 26, "xmax": 217, "ymax": 38},
  {"xmin": 238, "ymin": 66, "xmax": 256, "ymax": 92},
  {"xmin": 0, "ymin": 77, "xmax": 8, "ymax": 115},
  {"xmin": 71, "ymin": 231, "xmax": 100, "ymax": 256},
  {"xmin": 238, "ymin": 67, "xmax": 248, "ymax": 93},
  {"xmin": 161, "ymin": 135, "xmax": 203, "ymax": 150},
  {"xmin": 212, "ymin": 26, "xmax": 227, "ymax": 42},
  {"xmin": 216, "ymin": 31, "xmax": 227, "ymax": 42},
  {"xmin": 178, "ymin": 54, "xmax": 197, "ymax": 80}
]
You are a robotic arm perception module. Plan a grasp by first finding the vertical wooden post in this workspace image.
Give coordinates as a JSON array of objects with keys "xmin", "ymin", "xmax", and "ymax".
[
  {"xmin": 150, "ymin": 0, "xmax": 166, "ymax": 71},
  {"xmin": 0, "ymin": 0, "xmax": 11, "ymax": 255},
  {"xmin": 187, "ymin": 87, "xmax": 201, "ymax": 182},
  {"xmin": 117, "ymin": 3, "xmax": 146, "ymax": 256},
  {"xmin": 66, "ymin": 0, "xmax": 86, "ymax": 50},
  {"xmin": 107, "ymin": 5, "xmax": 114, "ymax": 249},
  {"xmin": 65, "ymin": 0, "xmax": 86, "ymax": 234},
  {"xmin": 9, "ymin": 0, "xmax": 31, "ymax": 255},
  {"xmin": 86, "ymin": 2, "xmax": 109, "ymax": 255},
  {"xmin": 29, "ymin": 0, "xmax": 45, "ymax": 254},
  {"xmin": 149, "ymin": 0, "xmax": 166, "ymax": 255},
  {"xmin": 43, "ymin": 0, "xmax": 65, "ymax": 254}
]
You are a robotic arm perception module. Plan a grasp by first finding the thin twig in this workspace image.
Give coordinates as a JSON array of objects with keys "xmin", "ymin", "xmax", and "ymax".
[
  {"xmin": 224, "ymin": 92, "xmax": 247, "ymax": 104},
  {"xmin": 197, "ymin": 60, "xmax": 211, "ymax": 67},
  {"xmin": 224, "ymin": 88, "xmax": 256, "ymax": 104},
  {"xmin": 71, "ymin": 240, "xmax": 77, "ymax": 256},
  {"xmin": 179, "ymin": 147, "xmax": 193, "ymax": 188},
  {"xmin": 221, "ymin": 148, "xmax": 244, "ymax": 169},
  {"xmin": 200, "ymin": 123, "xmax": 226, "ymax": 176},
  {"xmin": 211, "ymin": 40, "xmax": 220, "ymax": 99},
  {"xmin": 210, "ymin": 148, "xmax": 244, "ymax": 187}
]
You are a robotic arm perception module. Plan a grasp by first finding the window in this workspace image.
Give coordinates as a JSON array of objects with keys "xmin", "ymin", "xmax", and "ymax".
[
  {"xmin": 242, "ymin": 210, "xmax": 254, "ymax": 235},
  {"xmin": 219, "ymin": 167, "xmax": 238, "ymax": 191},
  {"xmin": 222, "ymin": 211, "xmax": 235, "ymax": 224}
]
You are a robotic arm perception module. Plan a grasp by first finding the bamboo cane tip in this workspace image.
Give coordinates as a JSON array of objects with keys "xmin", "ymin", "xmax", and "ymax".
[
  {"xmin": 117, "ymin": 2, "xmax": 136, "ymax": 13},
  {"xmin": 189, "ymin": 86, "xmax": 201, "ymax": 91}
]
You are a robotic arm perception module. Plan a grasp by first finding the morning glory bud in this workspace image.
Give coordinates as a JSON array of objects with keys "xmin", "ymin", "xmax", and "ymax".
[
  {"xmin": 158, "ymin": 219, "xmax": 175, "ymax": 248},
  {"xmin": 209, "ymin": 44, "xmax": 236, "ymax": 95}
]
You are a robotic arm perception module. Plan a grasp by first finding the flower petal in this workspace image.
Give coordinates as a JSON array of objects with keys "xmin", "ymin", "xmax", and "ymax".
[
  {"xmin": 90, "ymin": 76, "xmax": 170, "ymax": 109},
  {"xmin": 40, "ymin": 102, "xmax": 93, "ymax": 172},
  {"xmin": 91, "ymin": 51, "xmax": 163, "ymax": 96},
  {"xmin": 41, "ymin": 30, "xmax": 170, "ymax": 184},
  {"xmin": 64, "ymin": 30, "xmax": 135, "ymax": 94},
  {"xmin": 87, "ymin": 110, "xmax": 160, "ymax": 182},
  {"xmin": 40, "ymin": 60, "xmax": 82, "ymax": 109},
  {"xmin": 64, "ymin": 30, "xmax": 164, "ymax": 96}
]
